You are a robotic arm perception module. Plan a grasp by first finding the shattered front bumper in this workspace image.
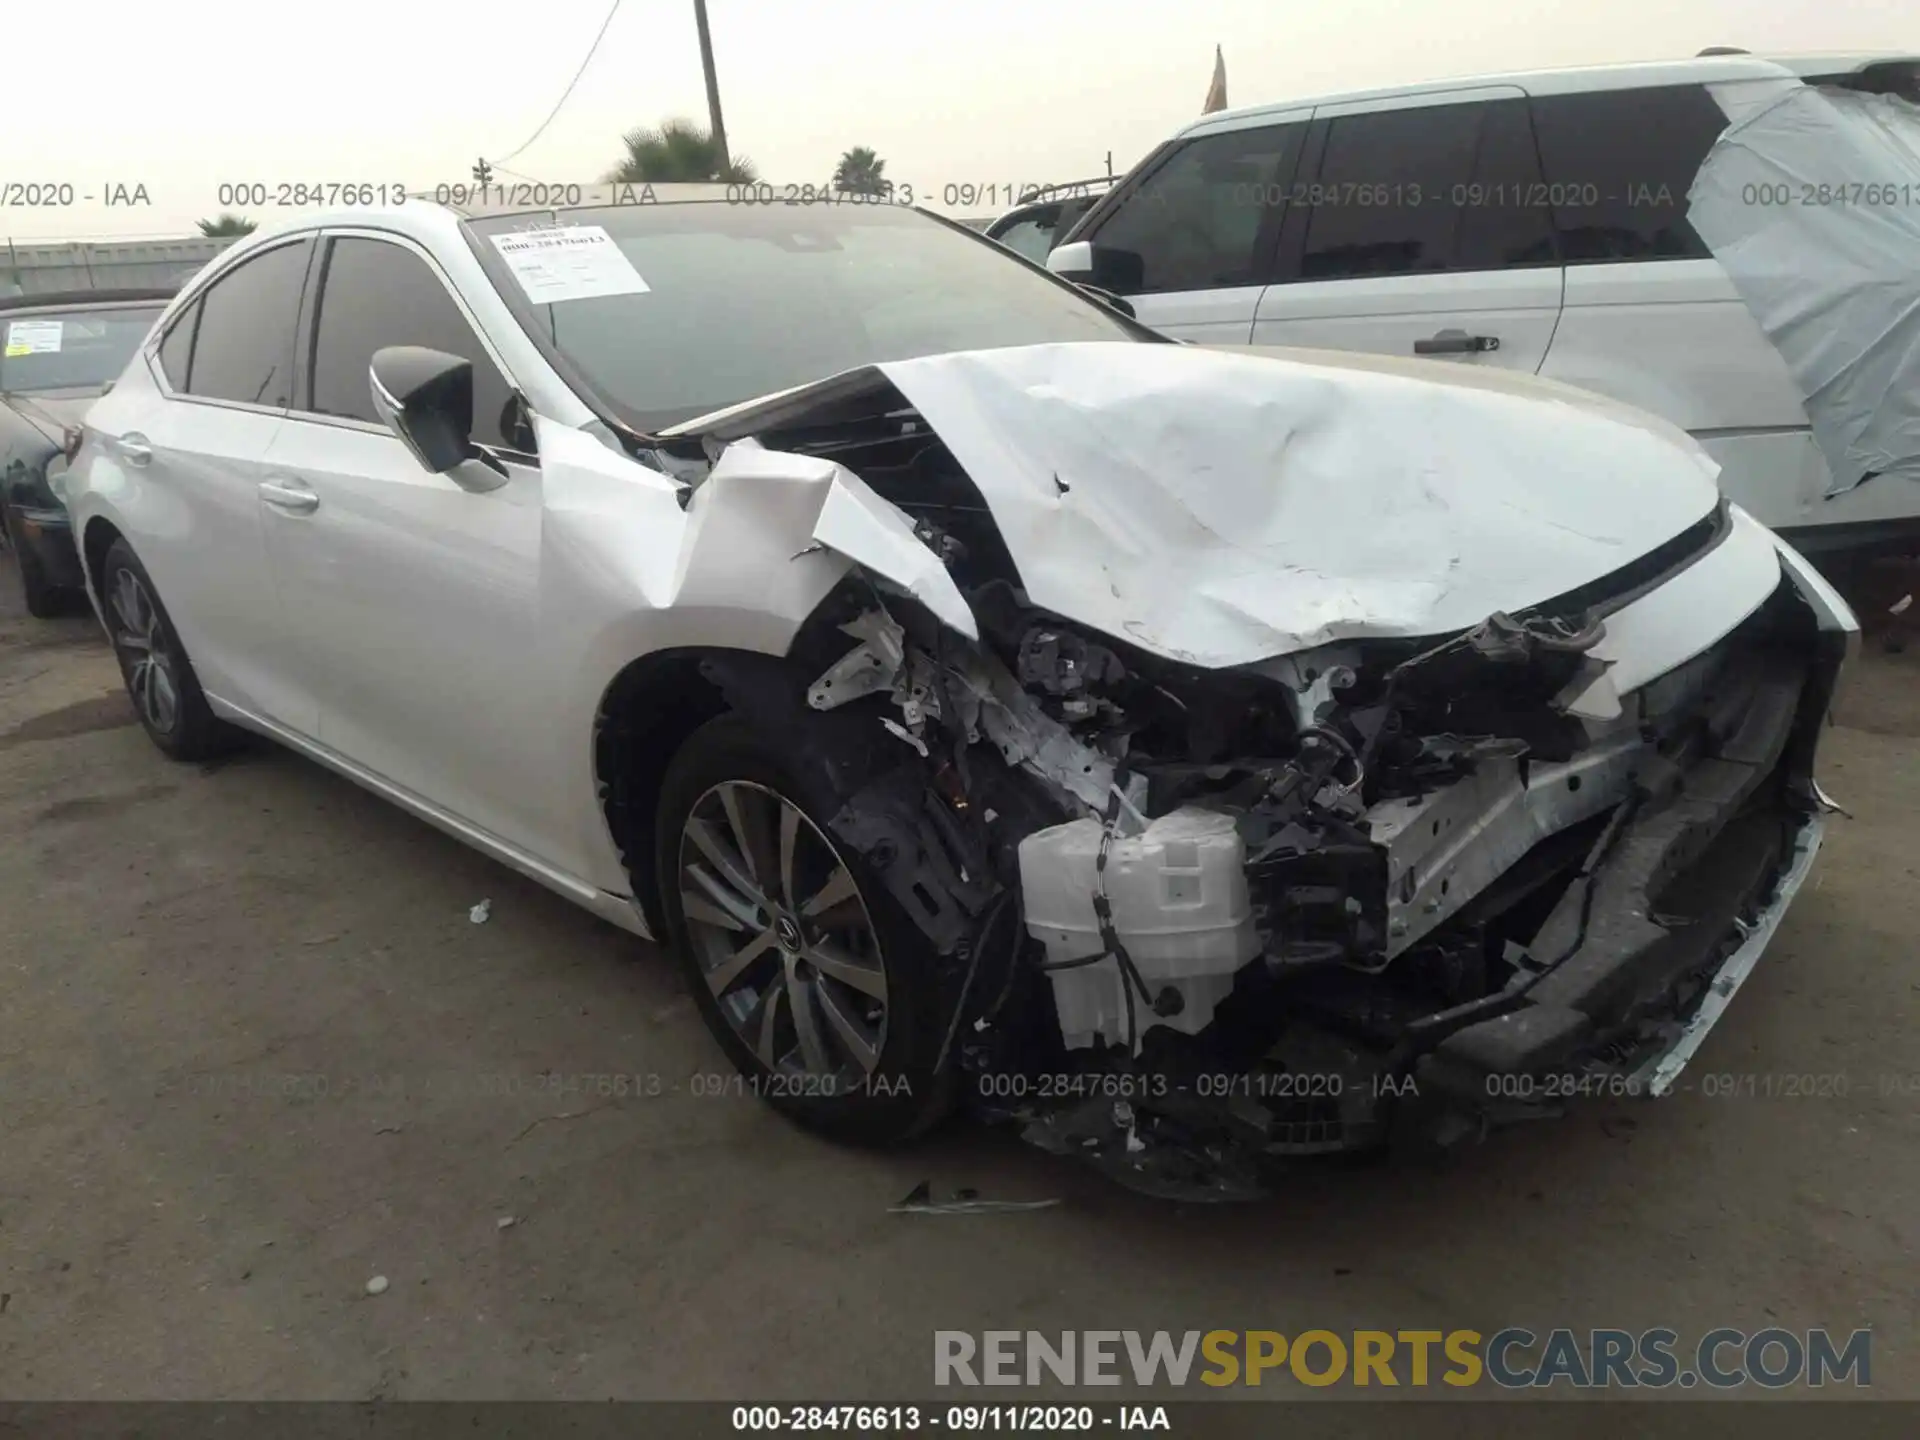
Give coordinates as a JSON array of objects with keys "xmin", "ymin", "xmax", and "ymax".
[
  {"xmin": 1413, "ymin": 634, "xmax": 1832, "ymax": 1124},
  {"xmin": 1414, "ymin": 806, "xmax": 1826, "ymax": 1119},
  {"xmin": 1631, "ymin": 813, "xmax": 1822, "ymax": 1097}
]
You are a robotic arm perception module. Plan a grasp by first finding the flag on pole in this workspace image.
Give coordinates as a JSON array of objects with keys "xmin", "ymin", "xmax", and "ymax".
[{"xmin": 1203, "ymin": 45, "xmax": 1228, "ymax": 114}]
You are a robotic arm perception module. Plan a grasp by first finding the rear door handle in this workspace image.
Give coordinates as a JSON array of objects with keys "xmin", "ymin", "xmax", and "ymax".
[
  {"xmin": 117, "ymin": 432, "xmax": 153, "ymax": 466},
  {"xmin": 1414, "ymin": 330, "xmax": 1499, "ymax": 356},
  {"xmin": 259, "ymin": 477, "xmax": 319, "ymax": 515}
]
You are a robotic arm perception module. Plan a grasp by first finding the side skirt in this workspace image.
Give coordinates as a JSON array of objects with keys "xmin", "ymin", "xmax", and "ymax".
[{"xmin": 204, "ymin": 694, "xmax": 656, "ymax": 941}]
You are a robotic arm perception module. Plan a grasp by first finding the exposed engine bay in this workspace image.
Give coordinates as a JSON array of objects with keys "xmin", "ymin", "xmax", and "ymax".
[{"xmin": 656, "ymin": 366, "xmax": 1851, "ymax": 1202}]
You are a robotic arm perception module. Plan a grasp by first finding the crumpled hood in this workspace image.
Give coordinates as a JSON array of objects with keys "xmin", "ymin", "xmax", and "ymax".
[
  {"xmin": 863, "ymin": 341, "xmax": 1723, "ymax": 667},
  {"xmin": 1688, "ymin": 80, "xmax": 1920, "ymax": 498}
]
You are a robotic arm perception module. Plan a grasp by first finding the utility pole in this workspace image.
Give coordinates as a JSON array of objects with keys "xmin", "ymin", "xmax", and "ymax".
[{"xmin": 692, "ymin": 0, "xmax": 731, "ymax": 174}]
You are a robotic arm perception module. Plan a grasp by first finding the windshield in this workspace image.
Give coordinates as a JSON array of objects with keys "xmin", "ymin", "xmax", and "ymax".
[
  {"xmin": 0, "ymin": 306, "xmax": 159, "ymax": 393},
  {"xmin": 466, "ymin": 203, "xmax": 1141, "ymax": 432}
]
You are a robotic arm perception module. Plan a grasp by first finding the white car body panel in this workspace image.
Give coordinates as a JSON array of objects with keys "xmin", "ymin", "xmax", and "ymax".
[
  {"xmin": 1250, "ymin": 267, "xmax": 1563, "ymax": 378},
  {"xmin": 1538, "ymin": 258, "xmax": 1830, "ymax": 529},
  {"xmin": 75, "ymin": 358, "xmax": 309, "ymax": 728},
  {"xmin": 1123, "ymin": 283, "xmax": 1268, "ymax": 346},
  {"xmin": 257, "ymin": 416, "xmax": 551, "ymax": 855}
]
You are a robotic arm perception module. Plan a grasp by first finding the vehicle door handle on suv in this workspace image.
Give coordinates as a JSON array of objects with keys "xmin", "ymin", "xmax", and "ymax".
[
  {"xmin": 258, "ymin": 477, "xmax": 320, "ymax": 515},
  {"xmin": 1414, "ymin": 330, "xmax": 1500, "ymax": 356},
  {"xmin": 116, "ymin": 432, "xmax": 153, "ymax": 467}
]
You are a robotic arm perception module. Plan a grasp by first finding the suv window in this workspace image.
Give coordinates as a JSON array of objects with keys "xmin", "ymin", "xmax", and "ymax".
[
  {"xmin": 307, "ymin": 237, "xmax": 526, "ymax": 452},
  {"xmin": 180, "ymin": 239, "xmax": 311, "ymax": 406},
  {"xmin": 1296, "ymin": 100, "xmax": 1552, "ymax": 280},
  {"xmin": 991, "ymin": 208, "xmax": 1065, "ymax": 263},
  {"xmin": 1087, "ymin": 124, "xmax": 1306, "ymax": 294},
  {"xmin": 1530, "ymin": 85, "xmax": 1728, "ymax": 262},
  {"xmin": 1458, "ymin": 100, "xmax": 1558, "ymax": 270}
]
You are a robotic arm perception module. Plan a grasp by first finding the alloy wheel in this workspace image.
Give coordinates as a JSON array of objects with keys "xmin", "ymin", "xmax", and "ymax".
[
  {"xmin": 677, "ymin": 780, "xmax": 889, "ymax": 1085},
  {"xmin": 109, "ymin": 567, "xmax": 180, "ymax": 734}
]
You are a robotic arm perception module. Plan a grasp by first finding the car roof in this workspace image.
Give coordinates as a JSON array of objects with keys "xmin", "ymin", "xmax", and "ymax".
[
  {"xmin": 1175, "ymin": 51, "xmax": 1920, "ymax": 137},
  {"xmin": 0, "ymin": 287, "xmax": 176, "ymax": 312}
]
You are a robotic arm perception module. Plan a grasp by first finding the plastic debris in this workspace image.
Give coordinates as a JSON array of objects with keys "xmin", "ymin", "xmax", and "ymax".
[
  {"xmin": 496, "ymin": 1216, "xmax": 517, "ymax": 1230},
  {"xmin": 469, "ymin": 899, "xmax": 492, "ymax": 924},
  {"xmin": 889, "ymin": 1180, "xmax": 1061, "ymax": 1215},
  {"xmin": 365, "ymin": 1275, "xmax": 389, "ymax": 1296},
  {"xmin": 879, "ymin": 717, "xmax": 929, "ymax": 757}
]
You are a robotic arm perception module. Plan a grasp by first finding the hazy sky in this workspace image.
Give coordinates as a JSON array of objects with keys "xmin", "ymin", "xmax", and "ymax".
[{"xmin": 4, "ymin": 0, "xmax": 1909, "ymax": 241}]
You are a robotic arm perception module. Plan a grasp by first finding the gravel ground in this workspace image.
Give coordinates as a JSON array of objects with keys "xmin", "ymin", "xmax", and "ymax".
[{"xmin": 0, "ymin": 545, "xmax": 1915, "ymax": 1403}]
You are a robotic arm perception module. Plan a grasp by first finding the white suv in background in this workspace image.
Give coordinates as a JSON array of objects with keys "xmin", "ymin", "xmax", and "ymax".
[{"xmin": 1047, "ymin": 51, "xmax": 1920, "ymax": 554}]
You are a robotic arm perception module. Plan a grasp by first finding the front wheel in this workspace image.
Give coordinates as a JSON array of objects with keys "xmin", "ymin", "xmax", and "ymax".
[{"xmin": 655, "ymin": 715, "xmax": 957, "ymax": 1145}]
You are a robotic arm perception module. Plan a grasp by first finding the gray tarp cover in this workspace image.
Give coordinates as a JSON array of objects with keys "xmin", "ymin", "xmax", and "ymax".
[{"xmin": 1689, "ymin": 83, "xmax": 1920, "ymax": 498}]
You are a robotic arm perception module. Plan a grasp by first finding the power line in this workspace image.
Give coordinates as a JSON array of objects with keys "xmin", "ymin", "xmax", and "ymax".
[{"xmin": 491, "ymin": 0, "xmax": 626, "ymax": 167}]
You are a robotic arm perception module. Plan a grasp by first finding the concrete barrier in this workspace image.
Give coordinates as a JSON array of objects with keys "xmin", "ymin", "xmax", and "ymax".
[{"xmin": 2, "ymin": 236, "xmax": 240, "ymax": 297}]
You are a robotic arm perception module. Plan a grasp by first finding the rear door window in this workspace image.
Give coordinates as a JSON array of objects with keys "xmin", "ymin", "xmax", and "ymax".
[
  {"xmin": 180, "ymin": 239, "xmax": 312, "ymax": 407},
  {"xmin": 1529, "ymin": 85, "xmax": 1729, "ymax": 262},
  {"xmin": 1084, "ymin": 123, "xmax": 1307, "ymax": 293}
]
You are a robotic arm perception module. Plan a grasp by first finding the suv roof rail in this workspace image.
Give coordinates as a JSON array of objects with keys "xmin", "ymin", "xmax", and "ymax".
[
  {"xmin": 1697, "ymin": 46, "xmax": 1749, "ymax": 56},
  {"xmin": 1021, "ymin": 176, "xmax": 1116, "ymax": 202}
]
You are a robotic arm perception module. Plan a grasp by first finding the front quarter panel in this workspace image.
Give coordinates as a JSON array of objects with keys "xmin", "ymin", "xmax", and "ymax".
[
  {"xmin": 534, "ymin": 415, "xmax": 983, "ymax": 893},
  {"xmin": 534, "ymin": 419, "xmax": 854, "ymax": 891}
]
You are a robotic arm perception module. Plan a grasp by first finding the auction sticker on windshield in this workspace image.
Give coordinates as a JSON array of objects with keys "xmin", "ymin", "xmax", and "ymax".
[
  {"xmin": 488, "ymin": 225, "xmax": 651, "ymax": 304},
  {"xmin": 4, "ymin": 319, "xmax": 63, "ymax": 357}
]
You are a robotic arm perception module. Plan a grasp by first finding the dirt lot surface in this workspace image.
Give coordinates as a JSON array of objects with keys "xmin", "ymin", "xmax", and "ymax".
[{"xmin": 0, "ymin": 547, "xmax": 1915, "ymax": 1403}]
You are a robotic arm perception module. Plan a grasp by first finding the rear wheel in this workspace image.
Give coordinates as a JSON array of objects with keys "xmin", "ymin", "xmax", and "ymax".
[
  {"xmin": 99, "ymin": 538, "xmax": 234, "ymax": 761},
  {"xmin": 2, "ymin": 504, "xmax": 65, "ymax": 619},
  {"xmin": 655, "ymin": 715, "xmax": 956, "ymax": 1145}
]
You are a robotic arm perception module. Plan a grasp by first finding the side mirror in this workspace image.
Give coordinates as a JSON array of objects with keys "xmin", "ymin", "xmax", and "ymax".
[
  {"xmin": 1075, "ymin": 284, "xmax": 1136, "ymax": 319},
  {"xmin": 1046, "ymin": 239, "xmax": 1094, "ymax": 280},
  {"xmin": 369, "ymin": 346, "xmax": 507, "ymax": 492},
  {"xmin": 1046, "ymin": 240, "xmax": 1144, "ymax": 296}
]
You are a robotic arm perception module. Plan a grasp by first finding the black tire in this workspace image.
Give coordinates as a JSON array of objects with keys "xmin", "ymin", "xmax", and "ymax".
[
  {"xmin": 655, "ymin": 713, "xmax": 957, "ymax": 1145},
  {"xmin": 2, "ymin": 504, "xmax": 66, "ymax": 620},
  {"xmin": 98, "ymin": 538, "xmax": 235, "ymax": 761}
]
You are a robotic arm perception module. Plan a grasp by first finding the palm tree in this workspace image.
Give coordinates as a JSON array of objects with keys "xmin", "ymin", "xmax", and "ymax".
[
  {"xmin": 196, "ymin": 213, "xmax": 257, "ymax": 237},
  {"xmin": 832, "ymin": 146, "xmax": 889, "ymax": 197},
  {"xmin": 604, "ymin": 119, "xmax": 757, "ymax": 184}
]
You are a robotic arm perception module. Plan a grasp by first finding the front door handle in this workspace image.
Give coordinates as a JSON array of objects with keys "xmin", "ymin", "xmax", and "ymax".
[
  {"xmin": 1414, "ymin": 329, "xmax": 1500, "ymax": 356},
  {"xmin": 117, "ymin": 432, "xmax": 153, "ymax": 466},
  {"xmin": 259, "ymin": 477, "xmax": 319, "ymax": 515}
]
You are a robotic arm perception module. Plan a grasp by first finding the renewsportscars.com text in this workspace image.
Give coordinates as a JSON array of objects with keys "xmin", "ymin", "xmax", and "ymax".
[{"xmin": 934, "ymin": 1328, "xmax": 1871, "ymax": 1389}]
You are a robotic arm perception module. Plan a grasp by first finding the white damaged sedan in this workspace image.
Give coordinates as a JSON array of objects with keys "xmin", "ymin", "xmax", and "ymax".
[{"xmin": 67, "ymin": 192, "xmax": 1857, "ymax": 1197}]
